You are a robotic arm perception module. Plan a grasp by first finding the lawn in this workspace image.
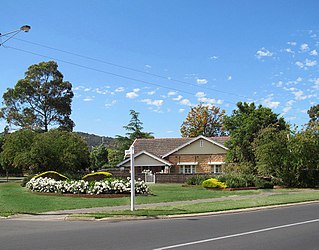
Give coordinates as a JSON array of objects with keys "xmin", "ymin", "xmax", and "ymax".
[
  {"xmin": 0, "ymin": 182, "xmax": 262, "ymax": 216},
  {"xmin": 1, "ymin": 182, "xmax": 318, "ymax": 217}
]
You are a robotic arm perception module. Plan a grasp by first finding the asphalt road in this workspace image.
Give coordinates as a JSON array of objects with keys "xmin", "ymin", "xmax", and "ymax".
[{"xmin": 1, "ymin": 203, "xmax": 319, "ymax": 250}]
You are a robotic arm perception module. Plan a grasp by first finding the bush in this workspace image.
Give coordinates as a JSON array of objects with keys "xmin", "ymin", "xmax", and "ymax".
[
  {"xmin": 186, "ymin": 175, "xmax": 212, "ymax": 185},
  {"xmin": 254, "ymin": 178, "xmax": 274, "ymax": 189},
  {"xmin": 82, "ymin": 171, "xmax": 112, "ymax": 181},
  {"xmin": 33, "ymin": 171, "xmax": 69, "ymax": 181},
  {"xmin": 202, "ymin": 178, "xmax": 227, "ymax": 189},
  {"xmin": 217, "ymin": 173, "xmax": 256, "ymax": 188},
  {"xmin": 21, "ymin": 174, "xmax": 35, "ymax": 187}
]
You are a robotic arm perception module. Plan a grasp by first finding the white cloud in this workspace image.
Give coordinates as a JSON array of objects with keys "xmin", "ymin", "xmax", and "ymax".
[
  {"xmin": 168, "ymin": 91, "xmax": 177, "ymax": 96},
  {"xmin": 282, "ymin": 106, "xmax": 292, "ymax": 114},
  {"xmin": 196, "ymin": 78, "xmax": 208, "ymax": 85},
  {"xmin": 210, "ymin": 55, "xmax": 219, "ymax": 60},
  {"xmin": 180, "ymin": 99, "xmax": 192, "ymax": 106},
  {"xmin": 256, "ymin": 48, "xmax": 273, "ymax": 59},
  {"xmin": 126, "ymin": 88, "xmax": 140, "ymax": 99},
  {"xmin": 300, "ymin": 43, "xmax": 309, "ymax": 52},
  {"xmin": 262, "ymin": 96, "xmax": 280, "ymax": 108},
  {"xmin": 115, "ymin": 87, "xmax": 125, "ymax": 92},
  {"xmin": 287, "ymin": 41, "xmax": 297, "ymax": 46},
  {"xmin": 145, "ymin": 64, "xmax": 152, "ymax": 69},
  {"xmin": 105, "ymin": 100, "xmax": 117, "ymax": 108},
  {"xmin": 295, "ymin": 61, "xmax": 304, "ymax": 69},
  {"xmin": 126, "ymin": 92, "xmax": 138, "ymax": 99},
  {"xmin": 179, "ymin": 109, "xmax": 185, "ymax": 113},
  {"xmin": 84, "ymin": 88, "xmax": 91, "ymax": 92},
  {"xmin": 292, "ymin": 90, "xmax": 308, "ymax": 100},
  {"xmin": 310, "ymin": 50, "xmax": 318, "ymax": 56},
  {"xmin": 83, "ymin": 96, "xmax": 94, "ymax": 102},
  {"xmin": 286, "ymin": 100, "xmax": 295, "ymax": 106},
  {"xmin": 173, "ymin": 95, "xmax": 183, "ymax": 101},
  {"xmin": 147, "ymin": 91, "xmax": 156, "ymax": 95},
  {"xmin": 227, "ymin": 75, "xmax": 232, "ymax": 81},
  {"xmin": 305, "ymin": 59, "xmax": 317, "ymax": 67},
  {"xmin": 195, "ymin": 92, "xmax": 206, "ymax": 98},
  {"xmin": 285, "ymin": 48, "xmax": 295, "ymax": 54},
  {"xmin": 141, "ymin": 99, "xmax": 164, "ymax": 107}
]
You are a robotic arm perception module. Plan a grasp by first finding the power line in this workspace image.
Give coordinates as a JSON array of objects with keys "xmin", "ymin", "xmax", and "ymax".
[
  {"xmin": 5, "ymin": 45, "xmax": 239, "ymax": 106},
  {"xmin": 9, "ymin": 36, "xmax": 249, "ymax": 100}
]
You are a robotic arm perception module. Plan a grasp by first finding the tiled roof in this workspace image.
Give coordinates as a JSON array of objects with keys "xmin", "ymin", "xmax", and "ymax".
[{"xmin": 133, "ymin": 136, "xmax": 230, "ymax": 158}]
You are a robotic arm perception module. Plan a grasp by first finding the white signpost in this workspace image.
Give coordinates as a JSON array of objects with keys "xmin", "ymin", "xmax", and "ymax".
[{"xmin": 125, "ymin": 146, "xmax": 135, "ymax": 211}]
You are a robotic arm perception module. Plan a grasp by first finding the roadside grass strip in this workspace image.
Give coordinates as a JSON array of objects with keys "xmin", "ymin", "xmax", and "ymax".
[{"xmin": 76, "ymin": 191, "xmax": 319, "ymax": 219}]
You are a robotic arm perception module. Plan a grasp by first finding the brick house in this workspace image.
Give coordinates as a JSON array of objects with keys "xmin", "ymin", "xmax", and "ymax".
[{"xmin": 117, "ymin": 135, "xmax": 229, "ymax": 174}]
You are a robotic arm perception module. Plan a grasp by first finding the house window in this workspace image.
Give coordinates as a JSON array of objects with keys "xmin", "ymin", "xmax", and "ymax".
[
  {"xmin": 211, "ymin": 164, "xmax": 223, "ymax": 174},
  {"xmin": 199, "ymin": 140, "xmax": 204, "ymax": 147},
  {"xmin": 180, "ymin": 165, "xmax": 196, "ymax": 174}
]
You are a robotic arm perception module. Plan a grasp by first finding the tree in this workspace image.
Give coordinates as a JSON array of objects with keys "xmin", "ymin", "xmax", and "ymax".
[
  {"xmin": 253, "ymin": 127, "xmax": 298, "ymax": 186},
  {"xmin": 224, "ymin": 102, "xmax": 287, "ymax": 166},
  {"xmin": 29, "ymin": 130, "xmax": 89, "ymax": 175},
  {"xmin": 0, "ymin": 130, "xmax": 36, "ymax": 173},
  {"xmin": 90, "ymin": 144, "xmax": 109, "ymax": 170},
  {"xmin": 308, "ymin": 104, "xmax": 319, "ymax": 128},
  {"xmin": 0, "ymin": 61, "xmax": 74, "ymax": 132},
  {"xmin": 180, "ymin": 103, "xmax": 227, "ymax": 137},
  {"xmin": 115, "ymin": 110, "xmax": 154, "ymax": 162}
]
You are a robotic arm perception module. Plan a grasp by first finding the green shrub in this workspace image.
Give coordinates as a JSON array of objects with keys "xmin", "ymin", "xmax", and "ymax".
[
  {"xmin": 82, "ymin": 171, "xmax": 112, "ymax": 181},
  {"xmin": 217, "ymin": 173, "xmax": 256, "ymax": 188},
  {"xmin": 33, "ymin": 171, "xmax": 68, "ymax": 181},
  {"xmin": 186, "ymin": 175, "xmax": 212, "ymax": 185},
  {"xmin": 202, "ymin": 178, "xmax": 227, "ymax": 189},
  {"xmin": 21, "ymin": 174, "xmax": 36, "ymax": 187},
  {"xmin": 254, "ymin": 178, "xmax": 274, "ymax": 189}
]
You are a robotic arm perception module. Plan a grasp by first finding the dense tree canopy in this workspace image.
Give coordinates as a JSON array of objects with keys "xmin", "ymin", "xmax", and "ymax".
[
  {"xmin": 0, "ymin": 129, "xmax": 89, "ymax": 175},
  {"xmin": 0, "ymin": 61, "xmax": 74, "ymax": 132},
  {"xmin": 90, "ymin": 144, "xmax": 109, "ymax": 170},
  {"xmin": 180, "ymin": 103, "xmax": 227, "ymax": 137},
  {"xmin": 224, "ymin": 102, "xmax": 287, "ymax": 166}
]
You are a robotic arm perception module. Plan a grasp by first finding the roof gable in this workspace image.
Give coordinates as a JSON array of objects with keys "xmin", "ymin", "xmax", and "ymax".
[
  {"xmin": 132, "ymin": 135, "xmax": 229, "ymax": 158},
  {"xmin": 117, "ymin": 150, "xmax": 172, "ymax": 167},
  {"xmin": 162, "ymin": 135, "xmax": 228, "ymax": 158}
]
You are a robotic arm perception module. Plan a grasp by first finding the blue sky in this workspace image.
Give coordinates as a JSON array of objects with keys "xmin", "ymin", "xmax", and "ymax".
[{"xmin": 1, "ymin": 0, "xmax": 319, "ymax": 137}]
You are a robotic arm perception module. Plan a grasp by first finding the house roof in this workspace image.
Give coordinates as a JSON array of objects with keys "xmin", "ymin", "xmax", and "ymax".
[
  {"xmin": 117, "ymin": 150, "xmax": 173, "ymax": 167},
  {"xmin": 132, "ymin": 135, "xmax": 230, "ymax": 158}
]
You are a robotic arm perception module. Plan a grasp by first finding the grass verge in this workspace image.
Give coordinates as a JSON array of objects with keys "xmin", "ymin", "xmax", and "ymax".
[{"xmin": 77, "ymin": 191, "xmax": 319, "ymax": 219}]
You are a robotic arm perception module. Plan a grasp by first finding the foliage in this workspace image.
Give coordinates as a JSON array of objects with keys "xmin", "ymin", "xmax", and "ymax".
[
  {"xmin": 0, "ymin": 129, "xmax": 36, "ymax": 172},
  {"xmin": 224, "ymin": 102, "xmax": 287, "ymax": 167},
  {"xmin": 82, "ymin": 171, "xmax": 112, "ymax": 181},
  {"xmin": 29, "ymin": 130, "xmax": 90, "ymax": 175},
  {"xmin": 90, "ymin": 144, "xmax": 109, "ymax": 170},
  {"xmin": 202, "ymin": 178, "xmax": 227, "ymax": 189},
  {"xmin": 107, "ymin": 148, "xmax": 123, "ymax": 167},
  {"xmin": 115, "ymin": 110, "xmax": 154, "ymax": 162},
  {"xmin": 217, "ymin": 173, "xmax": 256, "ymax": 188},
  {"xmin": 186, "ymin": 174, "xmax": 213, "ymax": 185},
  {"xmin": 33, "ymin": 171, "xmax": 69, "ymax": 181},
  {"xmin": 26, "ymin": 177, "xmax": 149, "ymax": 195},
  {"xmin": 21, "ymin": 174, "xmax": 36, "ymax": 187},
  {"xmin": 180, "ymin": 103, "xmax": 227, "ymax": 137},
  {"xmin": 307, "ymin": 104, "xmax": 319, "ymax": 125},
  {"xmin": 0, "ymin": 61, "xmax": 74, "ymax": 132}
]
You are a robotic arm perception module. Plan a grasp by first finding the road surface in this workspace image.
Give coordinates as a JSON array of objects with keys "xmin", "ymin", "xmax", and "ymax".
[{"xmin": 1, "ymin": 203, "xmax": 319, "ymax": 249}]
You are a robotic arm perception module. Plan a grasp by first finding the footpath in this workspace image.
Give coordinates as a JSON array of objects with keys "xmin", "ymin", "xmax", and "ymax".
[{"xmin": 5, "ymin": 190, "xmax": 319, "ymax": 221}]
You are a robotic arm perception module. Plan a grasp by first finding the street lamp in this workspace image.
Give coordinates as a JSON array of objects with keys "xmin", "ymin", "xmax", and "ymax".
[{"xmin": 0, "ymin": 25, "xmax": 31, "ymax": 46}]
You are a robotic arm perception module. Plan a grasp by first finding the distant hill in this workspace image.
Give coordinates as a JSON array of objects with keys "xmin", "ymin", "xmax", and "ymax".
[{"xmin": 76, "ymin": 132, "xmax": 116, "ymax": 149}]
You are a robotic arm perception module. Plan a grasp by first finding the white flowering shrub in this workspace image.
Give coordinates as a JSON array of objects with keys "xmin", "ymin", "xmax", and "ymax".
[{"xmin": 26, "ymin": 177, "xmax": 149, "ymax": 195}]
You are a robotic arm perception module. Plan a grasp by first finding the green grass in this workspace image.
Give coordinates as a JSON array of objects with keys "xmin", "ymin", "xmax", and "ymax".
[
  {"xmin": 0, "ymin": 182, "xmax": 261, "ymax": 216},
  {"xmin": 81, "ymin": 192, "xmax": 319, "ymax": 219}
]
